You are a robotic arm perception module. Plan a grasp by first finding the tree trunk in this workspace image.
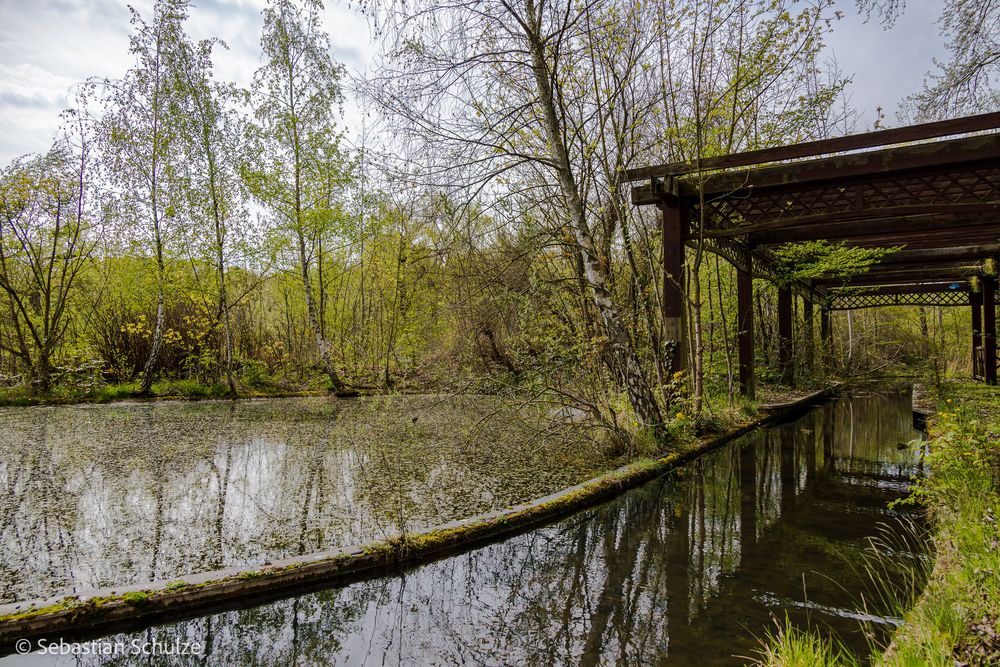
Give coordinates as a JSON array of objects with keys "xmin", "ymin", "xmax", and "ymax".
[
  {"xmin": 297, "ymin": 230, "xmax": 345, "ymax": 392},
  {"xmin": 35, "ymin": 351, "xmax": 51, "ymax": 394},
  {"xmin": 691, "ymin": 261, "xmax": 704, "ymax": 414},
  {"xmin": 207, "ymin": 152, "xmax": 236, "ymax": 396},
  {"xmin": 140, "ymin": 227, "xmax": 166, "ymax": 395},
  {"xmin": 523, "ymin": 3, "xmax": 662, "ymax": 433},
  {"xmin": 216, "ymin": 229, "xmax": 236, "ymax": 396},
  {"xmin": 846, "ymin": 310, "xmax": 855, "ymax": 362}
]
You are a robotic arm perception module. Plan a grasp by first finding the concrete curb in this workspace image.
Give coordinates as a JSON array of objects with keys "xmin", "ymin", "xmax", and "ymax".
[{"xmin": 0, "ymin": 386, "xmax": 836, "ymax": 653}]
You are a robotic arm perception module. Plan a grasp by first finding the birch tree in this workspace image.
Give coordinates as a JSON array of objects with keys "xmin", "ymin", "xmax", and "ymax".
[
  {"xmin": 648, "ymin": 0, "xmax": 843, "ymax": 411},
  {"xmin": 174, "ymin": 34, "xmax": 246, "ymax": 395},
  {"xmin": 96, "ymin": 0, "xmax": 189, "ymax": 394},
  {"xmin": 369, "ymin": 0, "xmax": 665, "ymax": 433},
  {"xmin": 245, "ymin": 0, "xmax": 351, "ymax": 392}
]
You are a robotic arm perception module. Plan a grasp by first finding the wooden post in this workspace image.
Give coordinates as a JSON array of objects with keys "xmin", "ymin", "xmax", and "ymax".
[
  {"xmin": 778, "ymin": 287, "xmax": 793, "ymax": 385},
  {"xmin": 803, "ymin": 298, "xmax": 814, "ymax": 374},
  {"xmin": 820, "ymin": 308, "xmax": 832, "ymax": 368},
  {"xmin": 984, "ymin": 276, "xmax": 997, "ymax": 385},
  {"xmin": 972, "ymin": 289, "xmax": 983, "ymax": 378},
  {"xmin": 661, "ymin": 202, "xmax": 686, "ymax": 376},
  {"xmin": 737, "ymin": 267, "xmax": 754, "ymax": 398}
]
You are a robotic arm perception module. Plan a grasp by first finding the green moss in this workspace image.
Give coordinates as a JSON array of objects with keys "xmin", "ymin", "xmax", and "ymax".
[
  {"xmin": 164, "ymin": 580, "xmax": 189, "ymax": 592},
  {"xmin": 0, "ymin": 601, "xmax": 72, "ymax": 623},
  {"xmin": 122, "ymin": 591, "xmax": 149, "ymax": 606}
]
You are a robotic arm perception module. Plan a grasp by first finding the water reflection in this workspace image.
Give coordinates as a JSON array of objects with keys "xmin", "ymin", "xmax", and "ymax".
[
  {"xmin": 4, "ymin": 388, "xmax": 927, "ymax": 665},
  {"xmin": 0, "ymin": 396, "xmax": 605, "ymax": 603}
]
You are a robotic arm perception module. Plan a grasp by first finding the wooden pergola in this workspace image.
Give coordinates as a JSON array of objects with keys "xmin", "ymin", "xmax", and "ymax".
[{"xmin": 623, "ymin": 112, "xmax": 1000, "ymax": 397}]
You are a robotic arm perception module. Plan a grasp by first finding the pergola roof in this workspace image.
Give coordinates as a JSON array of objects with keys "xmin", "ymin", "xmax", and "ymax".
[{"xmin": 625, "ymin": 111, "xmax": 1000, "ymax": 310}]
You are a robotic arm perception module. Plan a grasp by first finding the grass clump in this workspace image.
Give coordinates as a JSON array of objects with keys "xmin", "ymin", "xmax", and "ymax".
[
  {"xmin": 150, "ymin": 379, "xmax": 229, "ymax": 398},
  {"xmin": 755, "ymin": 618, "xmax": 859, "ymax": 667}
]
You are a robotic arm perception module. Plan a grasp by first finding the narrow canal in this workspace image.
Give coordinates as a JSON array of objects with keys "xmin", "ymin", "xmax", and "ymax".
[{"xmin": 3, "ymin": 389, "xmax": 927, "ymax": 665}]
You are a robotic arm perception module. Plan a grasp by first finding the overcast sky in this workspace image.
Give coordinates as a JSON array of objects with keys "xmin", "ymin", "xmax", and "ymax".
[{"xmin": 0, "ymin": 0, "xmax": 949, "ymax": 165}]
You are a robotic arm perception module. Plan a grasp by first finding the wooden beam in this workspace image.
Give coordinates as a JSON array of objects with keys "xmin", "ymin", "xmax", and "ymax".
[
  {"xmin": 679, "ymin": 134, "xmax": 1000, "ymax": 198},
  {"xmin": 845, "ymin": 230, "xmax": 1000, "ymax": 251},
  {"xmin": 621, "ymin": 111, "xmax": 1000, "ymax": 182},
  {"xmin": 854, "ymin": 259, "xmax": 984, "ymax": 273},
  {"xmin": 985, "ymin": 275, "xmax": 997, "ymax": 385},
  {"xmin": 737, "ymin": 267, "xmax": 754, "ymax": 398},
  {"xmin": 662, "ymin": 202, "xmax": 686, "ymax": 375},
  {"xmin": 872, "ymin": 245, "xmax": 1000, "ymax": 266},
  {"xmin": 706, "ymin": 204, "xmax": 1000, "ymax": 240},
  {"xmin": 811, "ymin": 265, "xmax": 980, "ymax": 286},
  {"xmin": 831, "ymin": 282, "xmax": 970, "ymax": 296},
  {"xmin": 751, "ymin": 215, "xmax": 1000, "ymax": 246},
  {"xmin": 830, "ymin": 292, "xmax": 971, "ymax": 310}
]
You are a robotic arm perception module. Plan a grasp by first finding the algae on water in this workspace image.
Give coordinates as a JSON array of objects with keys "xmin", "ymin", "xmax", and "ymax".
[{"xmin": 0, "ymin": 395, "xmax": 611, "ymax": 603}]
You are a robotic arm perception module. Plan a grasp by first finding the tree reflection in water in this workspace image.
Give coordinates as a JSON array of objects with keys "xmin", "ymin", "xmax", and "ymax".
[
  {"xmin": 4, "ymin": 389, "xmax": 927, "ymax": 666},
  {"xmin": 0, "ymin": 396, "xmax": 607, "ymax": 602}
]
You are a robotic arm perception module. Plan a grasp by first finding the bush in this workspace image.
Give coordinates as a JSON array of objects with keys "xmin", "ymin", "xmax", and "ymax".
[{"xmin": 239, "ymin": 358, "xmax": 271, "ymax": 388}]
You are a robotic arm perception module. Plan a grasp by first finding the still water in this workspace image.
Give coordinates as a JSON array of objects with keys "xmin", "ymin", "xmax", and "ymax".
[
  {"xmin": 3, "ymin": 388, "xmax": 928, "ymax": 665},
  {"xmin": 0, "ymin": 395, "xmax": 606, "ymax": 603}
]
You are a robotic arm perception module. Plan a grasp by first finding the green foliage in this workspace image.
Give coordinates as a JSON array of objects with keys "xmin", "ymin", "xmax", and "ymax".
[
  {"xmin": 94, "ymin": 383, "xmax": 141, "ymax": 401},
  {"xmin": 907, "ymin": 408, "xmax": 1000, "ymax": 509},
  {"xmin": 879, "ymin": 394, "xmax": 1000, "ymax": 666},
  {"xmin": 238, "ymin": 359, "xmax": 271, "ymax": 388},
  {"xmin": 771, "ymin": 241, "xmax": 902, "ymax": 287},
  {"xmin": 0, "ymin": 145, "xmax": 96, "ymax": 392}
]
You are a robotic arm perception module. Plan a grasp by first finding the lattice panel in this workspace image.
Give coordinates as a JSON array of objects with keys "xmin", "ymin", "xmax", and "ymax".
[
  {"xmin": 829, "ymin": 290, "xmax": 970, "ymax": 310},
  {"xmin": 698, "ymin": 185, "xmax": 855, "ymax": 228},
  {"xmin": 696, "ymin": 236, "xmax": 755, "ymax": 272},
  {"xmin": 696, "ymin": 237, "xmax": 823, "ymax": 301},
  {"xmin": 694, "ymin": 165, "xmax": 1000, "ymax": 230},
  {"xmin": 862, "ymin": 169, "xmax": 999, "ymax": 208}
]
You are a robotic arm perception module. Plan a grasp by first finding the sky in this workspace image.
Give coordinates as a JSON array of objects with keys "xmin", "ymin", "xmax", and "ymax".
[{"xmin": 0, "ymin": 0, "xmax": 951, "ymax": 165}]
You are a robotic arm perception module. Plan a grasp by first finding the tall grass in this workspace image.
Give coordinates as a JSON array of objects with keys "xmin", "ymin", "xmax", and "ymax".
[
  {"xmin": 754, "ymin": 616, "xmax": 859, "ymax": 667},
  {"xmin": 877, "ymin": 399, "xmax": 1000, "ymax": 666}
]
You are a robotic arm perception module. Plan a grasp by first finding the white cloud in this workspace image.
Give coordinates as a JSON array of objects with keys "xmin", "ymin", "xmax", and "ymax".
[
  {"xmin": 0, "ymin": 0, "xmax": 374, "ymax": 163},
  {"xmin": 0, "ymin": 0, "xmax": 954, "ymax": 164}
]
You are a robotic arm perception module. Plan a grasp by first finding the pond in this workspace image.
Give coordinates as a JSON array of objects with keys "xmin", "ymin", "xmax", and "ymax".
[
  {"xmin": 1, "ymin": 388, "xmax": 928, "ymax": 664},
  {"xmin": 0, "ymin": 395, "xmax": 607, "ymax": 604}
]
